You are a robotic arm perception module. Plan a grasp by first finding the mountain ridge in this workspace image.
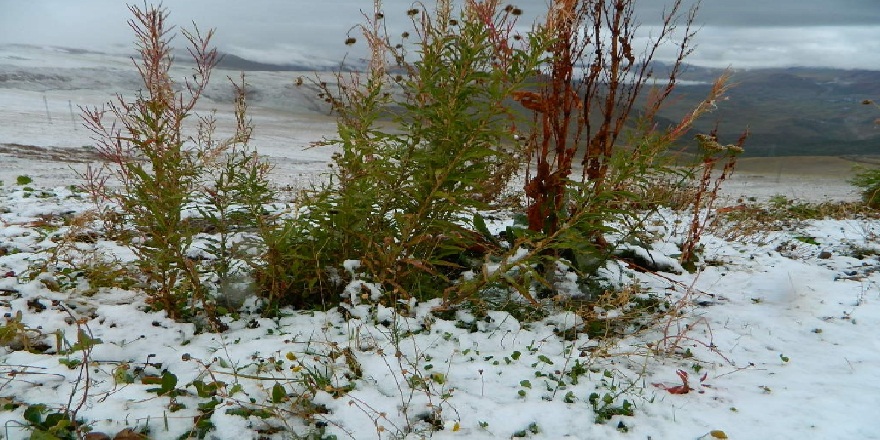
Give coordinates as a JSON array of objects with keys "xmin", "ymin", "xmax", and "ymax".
[{"xmin": 1, "ymin": 44, "xmax": 877, "ymax": 157}]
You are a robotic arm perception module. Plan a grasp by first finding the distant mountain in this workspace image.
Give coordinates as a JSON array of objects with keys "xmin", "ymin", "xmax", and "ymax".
[
  {"xmin": 214, "ymin": 53, "xmax": 365, "ymax": 72},
  {"xmin": 655, "ymin": 65, "xmax": 880, "ymax": 156},
  {"xmin": 2, "ymin": 44, "xmax": 877, "ymax": 156}
]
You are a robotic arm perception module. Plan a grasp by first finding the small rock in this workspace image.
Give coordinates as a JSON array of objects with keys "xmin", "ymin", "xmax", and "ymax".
[
  {"xmin": 817, "ymin": 251, "xmax": 832, "ymax": 259},
  {"xmin": 0, "ymin": 288, "xmax": 20, "ymax": 296},
  {"xmin": 83, "ymin": 432, "xmax": 111, "ymax": 440},
  {"xmin": 114, "ymin": 428, "xmax": 147, "ymax": 440},
  {"xmin": 39, "ymin": 277, "xmax": 61, "ymax": 291},
  {"xmin": 74, "ymin": 231, "xmax": 100, "ymax": 243},
  {"xmin": 26, "ymin": 298, "xmax": 46, "ymax": 312}
]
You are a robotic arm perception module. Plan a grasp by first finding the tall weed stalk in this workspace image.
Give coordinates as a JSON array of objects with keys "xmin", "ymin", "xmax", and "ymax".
[
  {"xmin": 494, "ymin": 0, "xmax": 730, "ymax": 290},
  {"xmin": 82, "ymin": 5, "xmax": 272, "ymax": 322}
]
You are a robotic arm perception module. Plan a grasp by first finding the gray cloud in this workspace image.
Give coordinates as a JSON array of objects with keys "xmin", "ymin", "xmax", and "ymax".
[
  {"xmin": 680, "ymin": 25, "xmax": 880, "ymax": 69},
  {"xmin": 632, "ymin": 0, "xmax": 880, "ymax": 27},
  {"xmin": 1, "ymin": 0, "xmax": 878, "ymax": 69}
]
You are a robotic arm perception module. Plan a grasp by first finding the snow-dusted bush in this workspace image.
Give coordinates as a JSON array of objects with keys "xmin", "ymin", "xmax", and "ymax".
[{"xmin": 257, "ymin": 0, "xmax": 547, "ymax": 308}]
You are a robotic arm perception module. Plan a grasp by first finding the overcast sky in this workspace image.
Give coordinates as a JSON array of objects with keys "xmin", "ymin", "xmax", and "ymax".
[{"xmin": 1, "ymin": 0, "xmax": 879, "ymax": 70}]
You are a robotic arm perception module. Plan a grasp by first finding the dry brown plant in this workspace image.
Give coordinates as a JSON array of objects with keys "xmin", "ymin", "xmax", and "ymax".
[{"xmin": 522, "ymin": 0, "xmax": 710, "ymax": 237}]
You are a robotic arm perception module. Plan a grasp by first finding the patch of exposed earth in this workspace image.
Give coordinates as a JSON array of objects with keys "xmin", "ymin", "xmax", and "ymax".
[
  {"xmin": 0, "ymin": 143, "xmax": 103, "ymax": 188},
  {"xmin": 0, "ymin": 141, "xmax": 865, "ymax": 206},
  {"xmin": 0, "ymin": 142, "xmax": 103, "ymax": 163}
]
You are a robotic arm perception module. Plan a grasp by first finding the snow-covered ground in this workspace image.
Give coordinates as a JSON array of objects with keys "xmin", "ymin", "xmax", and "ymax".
[
  {"xmin": 2, "ymin": 45, "xmax": 879, "ymax": 440},
  {"xmin": 0, "ymin": 44, "xmax": 340, "ymax": 193}
]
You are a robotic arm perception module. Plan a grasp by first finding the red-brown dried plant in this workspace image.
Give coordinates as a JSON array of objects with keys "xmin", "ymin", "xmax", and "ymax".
[
  {"xmin": 679, "ymin": 130, "xmax": 746, "ymax": 265},
  {"xmin": 520, "ymin": 0, "xmax": 714, "ymax": 237}
]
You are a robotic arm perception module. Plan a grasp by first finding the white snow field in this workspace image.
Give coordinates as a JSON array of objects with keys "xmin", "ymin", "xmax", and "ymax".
[{"xmin": 1, "ymin": 45, "xmax": 879, "ymax": 439}]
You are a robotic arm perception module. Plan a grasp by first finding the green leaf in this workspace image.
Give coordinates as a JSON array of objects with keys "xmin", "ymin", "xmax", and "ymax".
[
  {"xmin": 156, "ymin": 370, "xmax": 178, "ymax": 396},
  {"xmin": 23, "ymin": 404, "xmax": 45, "ymax": 425},
  {"xmin": 226, "ymin": 407, "xmax": 273, "ymax": 419},
  {"xmin": 271, "ymin": 382, "xmax": 286, "ymax": 403},
  {"xmin": 28, "ymin": 430, "xmax": 62, "ymax": 440},
  {"xmin": 473, "ymin": 213, "xmax": 500, "ymax": 247},
  {"xmin": 198, "ymin": 398, "xmax": 221, "ymax": 411},
  {"xmin": 43, "ymin": 412, "xmax": 68, "ymax": 428},
  {"xmin": 191, "ymin": 380, "xmax": 219, "ymax": 398},
  {"xmin": 67, "ymin": 329, "xmax": 102, "ymax": 353}
]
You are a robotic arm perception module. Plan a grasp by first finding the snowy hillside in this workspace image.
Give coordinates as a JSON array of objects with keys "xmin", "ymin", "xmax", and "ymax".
[
  {"xmin": 1, "ymin": 44, "xmax": 879, "ymax": 440},
  {"xmin": 0, "ymin": 44, "xmax": 341, "ymax": 190}
]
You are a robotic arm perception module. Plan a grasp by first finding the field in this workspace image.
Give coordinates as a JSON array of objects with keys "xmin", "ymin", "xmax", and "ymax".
[{"xmin": 2, "ymin": 44, "xmax": 880, "ymax": 439}]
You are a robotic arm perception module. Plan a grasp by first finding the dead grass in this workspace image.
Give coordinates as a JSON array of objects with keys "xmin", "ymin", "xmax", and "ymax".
[
  {"xmin": 712, "ymin": 197, "xmax": 880, "ymax": 242},
  {"xmin": 735, "ymin": 155, "xmax": 880, "ymax": 178}
]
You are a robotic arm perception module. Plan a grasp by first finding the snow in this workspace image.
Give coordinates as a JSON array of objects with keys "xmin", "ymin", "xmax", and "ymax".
[
  {"xmin": 3, "ymin": 181, "xmax": 879, "ymax": 440},
  {"xmin": 2, "ymin": 44, "xmax": 880, "ymax": 440}
]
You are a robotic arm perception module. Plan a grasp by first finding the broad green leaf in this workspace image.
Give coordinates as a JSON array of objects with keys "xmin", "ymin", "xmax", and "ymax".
[
  {"xmin": 158, "ymin": 370, "xmax": 178, "ymax": 396},
  {"xmin": 271, "ymin": 383, "xmax": 286, "ymax": 403},
  {"xmin": 23, "ymin": 404, "xmax": 45, "ymax": 425}
]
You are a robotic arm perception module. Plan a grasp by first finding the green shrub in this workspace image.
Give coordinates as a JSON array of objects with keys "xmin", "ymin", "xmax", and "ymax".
[
  {"xmin": 257, "ymin": 0, "xmax": 729, "ymax": 311},
  {"xmin": 850, "ymin": 167, "xmax": 880, "ymax": 208},
  {"xmin": 256, "ymin": 0, "xmax": 547, "ymax": 308},
  {"xmin": 852, "ymin": 99, "xmax": 880, "ymax": 208}
]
